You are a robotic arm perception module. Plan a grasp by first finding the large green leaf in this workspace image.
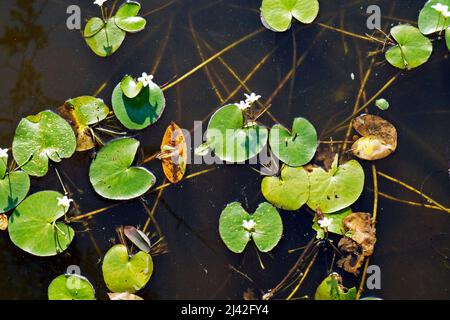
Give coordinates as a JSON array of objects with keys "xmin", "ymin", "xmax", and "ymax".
[
  {"xmin": 84, "ymin": 18, "xmax": 126, "ymax": 57},
  {"xmin": 315, "ymin": 273, "xmax": 357, "ymax": 300},
  {"xmin": 219, "ymin": 202, "xmax": 283, "ymax": 253},
  {"xmin": 112, "ymin": 81, "xmax": 166, "ymax": 130},
  {"xmin": 385, "ymin": 25, "xmax": 433, "ymax": 70},
  {"xmin": 102, "ymin": 244, "xmax": 153, "ymax": 293},
  {"xmin": 312, "ymin": 207, "xmax": 352, "ymax": 239},
  {"xmin": 89, "ymin": 138, "xmax": 156, "ymax": 200},
  {"xmin": 307, "ymin": 156, "xmax": 364, "ymax": 214},
  {"xmin": 269, "ymin": 117, "xmax": 317, "ymax": 167},
  {"xmin": 261, "ymin": 0, "xmax": 319, "ymax": 32},
  {"xmin": 206, "ymin": 104, "xmax": 268, "ymax": 162},
  {"xmin": 261, "ymin": 165, "xmax": 309, "ymax": 211},
  {"xmin": 12, "ymin": 110, "xmax": 76, "ymax": 177},
  {"xmin": 48, "ymin": 275, "xmax": 95, "ymax": 300},
  {"xmin": 418, "ymin": 0, "xmax": 450, "ymax": 35},
  {"xmin": 0, "ymin": 170, "xmax": 30, "ymax": 214},
  {"xmin": 114, "ymin": 1, "xmax": 147, "ymax": 33},
  {"xmin": 8, "ymin": 191, "xmax": 75, "ymax": 257}
]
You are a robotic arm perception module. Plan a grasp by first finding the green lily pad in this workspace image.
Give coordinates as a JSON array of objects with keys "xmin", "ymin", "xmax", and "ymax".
[
  {"xmin": 261, "ymin": 165, "xmax": 309, "ymax": 211},
  {"xmin": 206, "ymin": 104, "xmax": 268, "ymax": 162},
  {"xmin": 102, "ymin": 244, "xmax": 153, "ymax": 293},
  {"xmin": 120, "ymin": 75, "xmax": 144, "ymax": 99},
  {"xmin": 269, "ymin": 117, "xmax": 317, "ymax": 167},
  {"xmin": 84, "ymin": 18, "xmax": 126, "ymax": 57},
  {"xmin": 114, "ymin": 1, "xmax": 147, "ymax": 33},
  {"xmin": 261, "ymin": 0, "xmax": 319, "ymax": 32},
  {"xmin": 385, "ymin": 25, "xmax": 433, "ymax": 70},
  {"xmin": 375, "ymin": 98, "xmax": 389, "ymax": 111},
  {"xmin": 84, "ymin": 17, "xmax": 105, "ymax": 38},
  {"xmin": 219, "ymin": 202, "xmax": 283, "ymax": 253},
  {"xmin": 12, "ymin": 110, "xmax": 76, "ymax": 177},
  {"xmin": 307, "ymin": 156, "xmax": 365, "ymax": 214},
  {"xmin": 112, "ymin": 81, "xmax": 166, "ymax": 130},
  {"xmin": 418, "ymin": 0, "xmax": 450, "ymax": 35},
  {"xmin": 312, "ymin": 207, "xmax": 352, "ymax": 240},
  {"xmin": 48, "ymin": 274, "xmax": 95, "ymax": 300},
  {"xmin": 89, "ymin": 138, "xmax": 156, "ymax": 200},
  {"xmin": 315, "ymin": 273, "xmax": 357, "ymax": 300},
  {"xmin": 0, "ymin": 169, "xmax": 30, "ymax": 214},
  {"xmin": 8, "ymin": 191, "xmax": 75, "ymax": 257}
]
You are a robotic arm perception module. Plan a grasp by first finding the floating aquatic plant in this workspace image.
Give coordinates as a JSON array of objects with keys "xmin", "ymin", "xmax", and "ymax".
[
  {"xmin": 0, "ymin": 156, "xmax": 30, "ymax": 214},
  {"xmin": 314, "ymin": 273, "xmax": 356, "ymax": 300},
  {"xmin": 12, "ymin": 110, "xmax": 77, "ymax": 177},
  {"xmin": 375, "ymin": 98, "xmax": 390, "ymax": 111},
  {"xmin": 219, "ymin": 202, "xmax": 283, "ymax": 253},
  {"xmin": 307, "ymin": 155, "xmax": 365, "ymax": 214},
  {"xmin": 385, "ymin": 25, "xmax": 433, "ymax": 70},
  {"xmin": 8, "ymin": 191, "xmax": 75, "ymax": 256},
  {"xmin": 89, "ymin": 137, "xmax": 156, "ymax": 200},
  {"xmin": 84, "ymin": 1, "xmax": 147, "ymax": 57},
  {"xmin": 418, "ymin": 0, "xmax": 450, "ymax": 36},
  {"xmin": 312, "ymin": 207, "xmax": 352, "ymax": 240},
  {"xmin": 48, "ymin": 274, "xmax": 96, "ymax": 300},
  {"xmin": 269, "ymin": 117, "xmax": 318, "ymax": 167},
  {"xmin": 112, "ymin": 73, "xmax": 166, "ymax": 130},
  {"xmin": 58, "ymin": 96, "xmax": 110, "ymax": 151},
  {"xmin": 261, "ymin": 0, "xmax": 319, "ymax": 32},
  {"xmin": 102, "ymin": 244, "xmax": 153, "ymax": 293},
  {"xmin": 261, "ymin": 165, "xmax": 309, "ymax": 211}
]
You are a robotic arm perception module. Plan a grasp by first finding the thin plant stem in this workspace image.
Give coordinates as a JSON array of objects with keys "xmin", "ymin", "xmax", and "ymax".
[
  {"xmin": 378, "ymin": 192, "xmax": 445, "ymax": 212},
  {"xmin": 286, "ymin": 251, "xmax": 318, "ymax": 300}
]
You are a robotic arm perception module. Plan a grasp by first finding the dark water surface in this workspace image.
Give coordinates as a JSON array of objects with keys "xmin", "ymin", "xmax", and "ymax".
[{"xmin": 0, "ymin": 0, "xmax": 449, "ymax": 300}]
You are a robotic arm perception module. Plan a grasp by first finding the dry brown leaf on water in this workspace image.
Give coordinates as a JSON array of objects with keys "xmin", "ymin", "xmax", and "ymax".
[
  {"xmin": 108, "ymin": 292, "xmax": 144, "ymax": 300},
  {"xmin": 0, "ymin": 214, "xmax": 8, "ymax": 231},
  {"xmin": 351, "ymin": 114, "xmax": 397, "ymax": 161},
  {"xmin": 58, "ymin": 103, "xmax": 95, "ymax": 152},
  {"xmin": 337, "ymin": 212, "xmax": 377, "ymax": 275},
  {"xmin": 157, "ymin": 122, "xmax": 187, "ymax": 184}
]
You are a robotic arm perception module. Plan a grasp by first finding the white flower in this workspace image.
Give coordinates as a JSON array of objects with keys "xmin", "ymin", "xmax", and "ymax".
[
  {"xmin": 318, "ymin": 217, "xmax": 333, "ymax": 229},
  {"xmin": 443, "ymin": 9, "xmax": 450, "ymax": 17},
  {"xmin": 244, "ymin": 93, "xmax": 261, "ymax": 104},
  {"xmin": 237, "ymin": 100, "xmax": 250, "ymax": 110},
  {"xmin": 93, "ymin": 0, "xmax": 107, "ymax": 6},
  {"xmin": 137, "ymin": 72, "xmax": 154, "ymax": 87},
  {"xmin": 242, "ymin": 219, "xmax": 256, "ymax": 231},
  {"xmin": 57, "ymin": 196, "xmax": 74, "ymax": 209},
  {"xmin": 0, "ymin": 148, "xmax": 8, "ymax": 159},
  {"xmin": 431, "ymin": 3, "xmax": 449, "ymax": 14}
]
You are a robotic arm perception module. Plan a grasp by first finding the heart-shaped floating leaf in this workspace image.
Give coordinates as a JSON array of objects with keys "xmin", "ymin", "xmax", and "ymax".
[
  {"xmin": 58, "ymin": 96, "xmax": 110, "ymax": 152},
  {"xmin": 385, "ymin": 25, "xmax": 433, "ymax": 70},
  {"xmin": 261, "ymin": 165, "xmax": 309, "ymax": 211},
  {"xmin": 102, "ymin": 244, "xmax": 153, "ymax": 293},
  {"xmin": 307, "ymin": 156, "xmax": 365, "ymax": 214},
  {"xmin": 219, "ymin": 202, "xmax": 283, "ymax": 253},
  {"xmin": 84, "ymin": 18, "xmax": 126, "ymax": 57},
  {"xmin": 89, "ymin": 137, "xmax": 156, "ymax": 200},
  {"xmin": 120, "ymin": 75, "xmax": 144, "ymax": 99},
  {"xmin": 112, "ymin": 80, "xmax": 166, "ymax": 130},
  {"xmin": 418, "ymin": 0, "xmax": 450, "ymax": 35},
  {"xmin": 0, "ymin": 168, "xmax": 30, "ymax": 214},
  {"xmin": 269, "ymin": 117, "xmax": 317, "ymax": 167},
  {"xmin": 8, "ymin": 191, "xmax": 75, "ymax": 256},
  {"xmin": 158, "ymin": 122, "xmax": 188, "ymax": 184},
  {"xmin": 314, "ymin": 273, "xmax": 356, "ymax": 300},
  {"xmin": 312, "ymin": 207, "xmax": 352, "ymax": 240},
  {"xmin": 12, "ymin": 110, "xmax": 76, "ymax": 177},
  {"xmin": 114, "ymin": 1, "xmax": 147, "ymax": 33},
  {"xmin": 261, "ymin": 0, "xmax": 319, "ymax": 32},
  {"xmin": 48, "ymin": 274, "xmax": 95, "ymax": 300},
  {"xmin": 206, "ymin": 104, "xmax": 268, "ymax": 162}
]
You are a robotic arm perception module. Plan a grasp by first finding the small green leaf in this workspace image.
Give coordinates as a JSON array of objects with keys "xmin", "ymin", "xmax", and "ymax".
[
  {"xmin": 120, "ymin": 75, "xmax": 144, "ymax": 98},
  {"xmin": 114, "ymin": 1, "xmax": 146, "ymax": 33},
  {"xmin": 261, "ymin": 0, "xmax": 319, "ymax": 32},
  {"xmin": 0, "ymin": 158, "xmax": 5, "ymax": 179},
  {"xmin": 102, "ymin": 244, "xmax": 153, "ymax": 293},
  {"xmin": 315, "ymin": 273, "xmax": 357, "ymax": 300},
  {"xmin": 261, "ymin": 165, "xmax": 309, "ymax": 211},
  {"xmin": 219, "ymin": 202, "xmax": 283, "ymax": 253},
  {"xmin": 269, "ymin": 117, "xmax": 318, "ymax": 167},
  {"xmin": 84, "ymin": 17, "xmax": 105, "ymax": 38},
  {"xmin": 418, "ymin": 0, "xmax": 450, "ymax": 35},
  {"xmin": 385, "ymin": 25, "xmax": 433, "ymax": 70},
  {"xmin": 85, "ymin": 19, "xmax": 126, "ymax": 57},
  {"xmin": 48, "ymin": 275, "xmax": 95, "ymax": 300},
  {"xmin": 89, "ymin": 138, "xmax": 156, "ymax": 200},
  {"xmin": 312, "ymin": 207, "xmax": 352, "ymax": 239},
  {"xmin": 375, "ymin": 98, "xmax": 390, "ymax": 111},
  {"xmin": 63, "ymin": 96, "xmax": 109, "ymax": 126},
  {"xmin": 446, "ymin": 28, "xmax": 450, "ymax": 51},
  {"xmin": 8, "ymin": 191, "xmax": 75, "ymax": 257}
]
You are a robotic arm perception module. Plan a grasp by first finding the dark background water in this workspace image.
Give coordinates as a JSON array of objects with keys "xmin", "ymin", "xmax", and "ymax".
[{"xmin": 0, "ymin": 0, "xmax": 449, "ymax": 300}]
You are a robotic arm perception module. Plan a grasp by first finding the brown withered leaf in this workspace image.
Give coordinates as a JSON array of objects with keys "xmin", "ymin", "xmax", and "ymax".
[
  {"xmin": 58, "ymin": 103, "xmax": 95, "ymax": 152},
  {"xmin": 337, "ymin": 212, "xmax": 376, "ymax": 275},
  {"xmin": 351, "ymin": 114, "xmax": 397, "ymax": 161},
  {"xmin": 0, "ymin": 214, "xmax": 8, "ymax": 231},
  {"xmin": 158, "ymin": 122, "xmax": 187, "ymax": 184}
]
